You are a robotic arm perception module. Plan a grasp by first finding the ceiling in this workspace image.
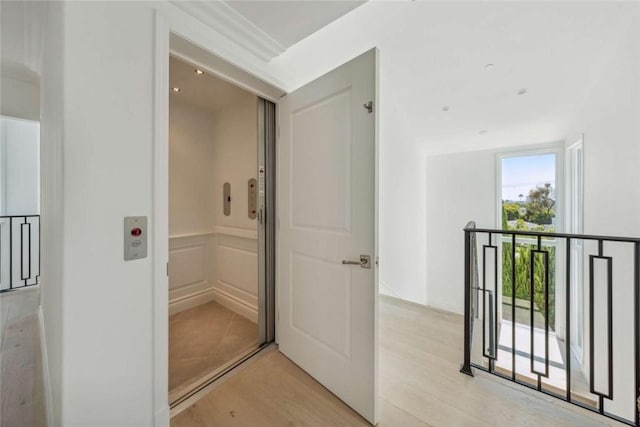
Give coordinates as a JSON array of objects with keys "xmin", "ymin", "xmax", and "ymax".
[
  {"xmin": 269, "ymin": 1, "xmax": 640, "ymax": 154},
  {"xmin": 225, "ymin": 1, "xmax": 366, "ymax": 48},
  {"xmin": 169, "ymin": 56, "xmax": 255, "ymax": 112}
]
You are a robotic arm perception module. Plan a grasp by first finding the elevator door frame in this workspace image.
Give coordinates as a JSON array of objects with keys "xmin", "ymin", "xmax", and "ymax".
[{"xmin": 154, "ymin": 17, "xmax": 285, "ymax": 421}]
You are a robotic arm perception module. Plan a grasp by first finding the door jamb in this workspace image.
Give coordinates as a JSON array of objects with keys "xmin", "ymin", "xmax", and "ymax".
[{"xmin": 153, "ymin": 11, "xmax": 284, "ymax": 426}]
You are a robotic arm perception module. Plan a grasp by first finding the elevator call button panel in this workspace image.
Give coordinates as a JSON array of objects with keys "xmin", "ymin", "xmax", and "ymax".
[{"xmin": 124, "ymin": 216, "xmax": 147, "ymax": 261}]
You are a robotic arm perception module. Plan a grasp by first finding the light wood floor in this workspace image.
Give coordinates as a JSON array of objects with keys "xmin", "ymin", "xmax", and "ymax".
[
  {"xmin": 0, "ymin": 287, "xmax": 45, "ymax": 427},
  {"xmin": 172, "ymin": 295, "xmax": 623, "ymax": 427},
  {"xmin": 170, "ymin": 301, "xmax": 258, "ymax": 400}
]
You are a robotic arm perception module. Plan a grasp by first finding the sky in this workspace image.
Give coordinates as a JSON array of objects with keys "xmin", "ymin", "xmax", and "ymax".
[{"xmin": 502, "ymin": 154, "xmax": 555, "ymax": 201}]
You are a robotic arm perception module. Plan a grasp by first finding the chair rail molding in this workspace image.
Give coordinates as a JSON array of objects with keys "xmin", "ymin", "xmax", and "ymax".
[{"xmin": 169, "ymin": 1, "xmax": 286, "ymax": 62}]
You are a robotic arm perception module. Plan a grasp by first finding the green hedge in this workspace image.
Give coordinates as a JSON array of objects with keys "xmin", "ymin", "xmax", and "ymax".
[{"xmin": 501, "ymin": 241, "xmax": 556, "ymax": 329}]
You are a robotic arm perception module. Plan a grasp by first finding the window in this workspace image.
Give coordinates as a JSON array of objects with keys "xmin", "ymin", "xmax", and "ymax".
[
  {"xmin": 499, "ymin": 151, "xmax": 559, "ymax": 329},
  {"xmin": 494, "ymin": 146, "xmax": 564, "ymax": 380}
]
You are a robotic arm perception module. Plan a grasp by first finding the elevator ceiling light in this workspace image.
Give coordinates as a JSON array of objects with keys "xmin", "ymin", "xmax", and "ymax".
[
  {"xmin": 194, "ymin": 69, "xmax": 205, "ymax": 75},
  {"xmin": 517, "ymin": 88, "xmax": 527, "ymax": 95},
  {"xmin": 172, "ymin": 87, "xmax": 181, "ymax": 93}
]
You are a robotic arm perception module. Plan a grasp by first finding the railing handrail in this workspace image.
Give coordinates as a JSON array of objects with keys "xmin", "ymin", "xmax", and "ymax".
[
  {"xmin": 464, "ymin": 225, "xmax": 640, "ymax": 244},
  {"xmin": 0, "ymin": 214, "xmax": 40, "ymax": 218},
  {"xmin": 461, "ymin": 220, "xmax": 640, "ymax": 426}
]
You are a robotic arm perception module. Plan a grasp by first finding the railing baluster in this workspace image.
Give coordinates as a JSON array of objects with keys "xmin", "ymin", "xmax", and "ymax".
[
  {"xmin": 634, "ymin": 241, "xmax": 639, "ymax": 427},
  {"xmin": 511, "ymin": 233, "xmax": 516, "ymax": 381},
  {"xmin": 9, "ymin": 218, "xmax": 13, "ymax": 290},
  {"xmin": 0, "ymin": 222, "xmax": 2, "ymax": 288},
  {"xmin": 37, "ymin": 217, "xmax": 40, "ymax": 284},
  {"xmin": 460, "ymin": 225, "xmax": 474, "ymax": 377},
  {"xmin": 493, "ymin": 234, "xmax": 498, "ymax": 365},
  {"xmin": 589, "ymin": 240, "xmax": 614, "ymax": 415},
  {"xmin": 530, "ymin": 235, "xmax": 550, "ymax": 391},
  {"xmin": 482, "ymin": 234, "xmax": 499, "ymax": 370},
  {"xmin": 0, "ymin": 215, "xmax": 40, "ymax": 293},
  {"xmin": 27, "ymin": 220, "xmax": 32, "ymax": 283},
  {"xmin": 566, "ymin": 237, "xmax": 572, "ymax": 402}
]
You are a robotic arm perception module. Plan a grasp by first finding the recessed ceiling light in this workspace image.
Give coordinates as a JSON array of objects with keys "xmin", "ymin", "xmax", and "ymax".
[
  {"xmin": 485, "ymin": 63, "xmax": 495, "ymax": 70},
  {"xmin": 517, "ymin": 88, "xmax": 527, "ymax": 95},
  {"xmin": 479, "ymin": 130, "xmax": 488, "ymax": 135},
  {"xmin": 441, "ymin": 105, "xmax": 450, "ymax": 112},
  {"xmin": 172, "ymin": 87, "xmax": 181, "ymax": 93},
  {"xmin": 194, "ymin": 69, "xmax": 205, "ymax": 75}
]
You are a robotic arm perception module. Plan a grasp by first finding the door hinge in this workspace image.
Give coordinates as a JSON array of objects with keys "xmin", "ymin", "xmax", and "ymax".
[
  {"xmin": 363, "ymin": 101, "xmax": 373, "ymax": 113},
  {"xmin": 166, "ymin": 262, "xmax": 169, "ymax": 277}
]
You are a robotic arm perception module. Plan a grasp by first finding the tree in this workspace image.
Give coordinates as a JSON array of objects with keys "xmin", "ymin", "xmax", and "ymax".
[
  {"xmin": 502, "ymin": 202, "xmax": 521, "ymax": 220},
  {"xmin": 524, "ymin": 184, "xmax": 555, "ymax": 225}
]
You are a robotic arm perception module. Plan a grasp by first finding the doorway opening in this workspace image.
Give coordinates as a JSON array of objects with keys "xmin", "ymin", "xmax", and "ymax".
[
  {"xmin": 494, "ymin": 147, "xmax": 592, "ymax": 401},
  {"xmin": 167, "ymin": 54, "xmax": 276, "ymax": 406}
]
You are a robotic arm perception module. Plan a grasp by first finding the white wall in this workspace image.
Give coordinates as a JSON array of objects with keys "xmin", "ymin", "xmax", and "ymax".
[
  {"xmin": 261, "ymin": 1, "xmax": 638, "ymax": 308},
  {"xmin": 426, "ymin": 150, "xmax": 496, "ymax": 313},
  {"xmin": 267, "ymin": 3, "xmax": 429, "ymax": 305},
  {"xmin": 36, "ymin": 0, "xmax": 639, "ymax": 424},
  {"xmin": 424, "ymin": 11, "xmax": 639, "ymax": 419},
  {"xmin": 168, "ymin": 100, "xmax": 216, "ymax": 313},
  {"xmin": 0, "ymin": 76, "xmax": 40, "ymax": 121},
  {"xmin": 564, "ymin": 14, "xmax": 639, "ymax": 421},
  {"xmin": 41, "ymin": 2, "xmax": 156, "ymax": 426},
  {"xmin": 168, "ymin": 92, "xmax": 258, "ymax": 320},
  {"xmin": 211, "ymin": 97, "xmax": 257, "ymax": 230},
  {"xmin": 169, "ymin": 99, "xmax": 215, "ymax": 235},
  {"xmin": 210, "ymin": 95, "xmax": 259, "ymax": 321},
  {"xmin": 0, "ymin": 116, "xmax": 40, "ymax": 215}
]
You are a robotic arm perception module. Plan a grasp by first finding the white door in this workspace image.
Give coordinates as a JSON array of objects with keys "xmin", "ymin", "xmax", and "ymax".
[{"xmin": 278, "ymin": 49, "xmax": 377, "ymax": 424}]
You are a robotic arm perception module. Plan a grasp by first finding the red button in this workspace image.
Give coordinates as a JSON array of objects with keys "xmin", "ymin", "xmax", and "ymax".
[{"xmin": 131, "ymin": 227, "xmax": 142, "ymax": 237}]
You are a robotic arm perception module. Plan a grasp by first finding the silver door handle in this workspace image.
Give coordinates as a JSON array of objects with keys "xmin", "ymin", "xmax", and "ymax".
[{"xmin": 342, "ymin": 255, "xmax": 371, "ymax": 269}]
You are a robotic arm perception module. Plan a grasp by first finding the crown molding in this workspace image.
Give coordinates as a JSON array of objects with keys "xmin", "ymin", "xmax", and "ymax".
[
  {"xmin": 169, "ymin": 1, "xmax": 286, "ymax": 62},
  {"xmin": 0, "ymin": 1, "xmax": 46, "ymax": 79}
]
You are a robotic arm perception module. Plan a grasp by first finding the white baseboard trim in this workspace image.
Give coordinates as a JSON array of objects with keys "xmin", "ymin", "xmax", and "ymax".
[
  {"xmin": 154, "ymin": 405, "xmax": 170, "ymax": 427},
  {"xmin": 38, "ymin": 305, "xmax": 54, "ymax": 427},
  {"xmin": 378, "ymin": 280, "xmax": 403, "ymax": 299},
  {"xmin": 424, "ymin": 299, "xmax": 464, "ymax": 316},
  {"xmin": 212, "ymin": 286, "xmax": 257, "ymax": 323},
  {"xmin": 169, "ymin": 288, "xmax": 215, "ymax": 316}
]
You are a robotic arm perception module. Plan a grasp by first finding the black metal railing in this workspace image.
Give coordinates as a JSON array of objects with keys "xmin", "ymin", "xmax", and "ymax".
[
  {"xmin": 0, "ymin": 215, "xmax": 40, "ymax": 292},
  {"xmin": 460, "ymin": 222, "xmax": 640, "ymax": 426}
]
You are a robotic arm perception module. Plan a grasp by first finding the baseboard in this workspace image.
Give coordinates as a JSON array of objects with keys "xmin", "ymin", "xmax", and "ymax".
[
  {"xmin": 378, "ymin": 280, "xmax": 403, "ymax": 299},
  {"xmin": 169, "ymin": 288, "xmax": 215, "ymax": 316},
  {"xmin": 154, "ymin": 405, "xmax": 170, "ymax": 427},
  {"xmin": 426, "ymin": 299, "xmax": 464, "ymax": 316},
  {"xmin": 38, "ymin": 305, "xmax": 54, "ymax": 427},
  {"xmin": 212, "ymin": 286, "xmax": 257, "ymax": 323}
]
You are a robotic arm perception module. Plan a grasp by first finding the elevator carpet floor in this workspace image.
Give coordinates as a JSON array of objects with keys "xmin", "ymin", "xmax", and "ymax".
[{"xmin": 169, "ymin": 301, "xmax": 258, "ymax": 399}]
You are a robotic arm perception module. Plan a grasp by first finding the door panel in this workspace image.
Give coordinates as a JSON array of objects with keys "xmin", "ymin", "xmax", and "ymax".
[{"xmin": 278, "ymin": 49, "xmax": 377, "ymax": 424}]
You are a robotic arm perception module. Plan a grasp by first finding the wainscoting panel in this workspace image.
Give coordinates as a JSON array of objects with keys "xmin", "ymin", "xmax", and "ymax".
[
  {"xmin": 169, "ymin": 233, "xmax": 214, "ymax": 315},
  {"xmin": 214, "ymin": 231, "xmax": 258, "ymax": 322},
  {"xmin": 168, "ymin": 230, "xmax": 258, "ymax": 319},
  {"xmin": 169, "ymin": 245, "xmax": 205, "ymax": 290}
]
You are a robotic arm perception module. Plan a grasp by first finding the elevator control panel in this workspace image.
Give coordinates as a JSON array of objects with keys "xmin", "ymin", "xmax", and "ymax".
[
  {"xmin": 248, "ymin": 178, "xmax": 257, "ymax": 220},
  {"xmin": 124, "ymin": 216, "xmax": 147, "ymax": 261}
]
